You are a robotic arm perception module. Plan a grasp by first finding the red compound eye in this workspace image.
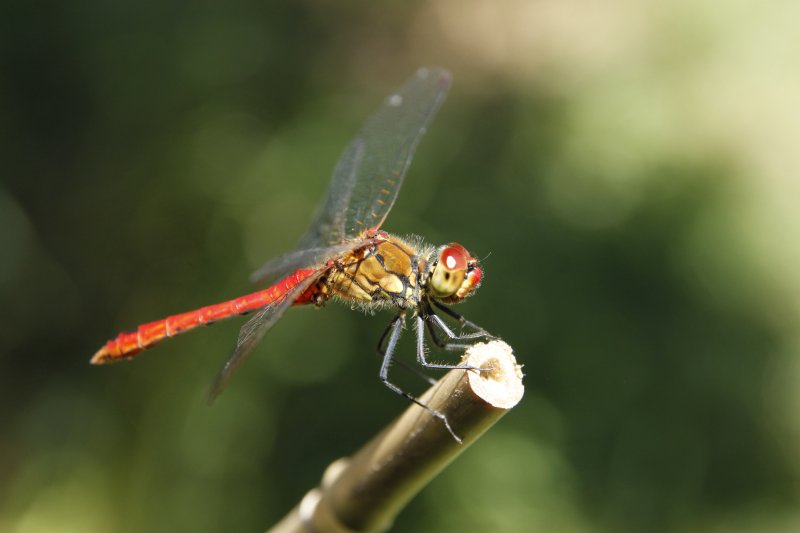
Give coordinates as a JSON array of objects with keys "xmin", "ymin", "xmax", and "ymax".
[
  {"xmin": 440, "ymin": 244, "xmax": 468, "ymax": 271},
  {"xmin": 468, "ymin": 265, "xmax": 483, "ymax": 287}
]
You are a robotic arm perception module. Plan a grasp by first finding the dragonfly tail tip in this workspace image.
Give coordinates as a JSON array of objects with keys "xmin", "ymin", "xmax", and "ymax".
[{"xmin": 90, "ymin": 346, "xmax": 111, "ymax": 365}]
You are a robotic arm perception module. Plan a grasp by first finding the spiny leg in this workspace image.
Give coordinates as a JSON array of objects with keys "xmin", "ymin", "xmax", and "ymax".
[
  {"xmin": 414, "ymin": 315, "xmax": 483, "ymax": 373},
  {"xmin": 425, "ymin": 312, "xmax": 489, "ymax": 352},
  {"xmin": 378, "ymin": 313, "xmax": 461, "ymax": 443},
  {"xmin": 432, "ymin": 300, "xmax": 496, "ymax": 340},
  {"xmin": 377, "ymin": 316, "xmax": 436, "ymax": 386},
  {"xmin": 423, "ymin": 300, "xmax": 494, "ymax": 352}
]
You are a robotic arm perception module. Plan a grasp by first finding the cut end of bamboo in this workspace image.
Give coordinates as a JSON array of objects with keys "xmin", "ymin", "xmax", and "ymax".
[
  {"xmin": 463, "ymin": 340, "xmax": 524, "ymax": 409},
  {"xmin": 267, "ymin": 339, "xmax": 524, "ymax": 533}
]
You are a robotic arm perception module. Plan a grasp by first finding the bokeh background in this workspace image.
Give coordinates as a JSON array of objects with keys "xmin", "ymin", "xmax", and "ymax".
[{"xmin": 3, "ymin": 1, "xmax": 800, "ymax": 531}]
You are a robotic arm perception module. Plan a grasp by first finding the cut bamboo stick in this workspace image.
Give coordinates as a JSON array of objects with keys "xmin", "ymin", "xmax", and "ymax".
[{"xmin": 268, "ymin": 340, "xmax": 523, "ymax": 533}]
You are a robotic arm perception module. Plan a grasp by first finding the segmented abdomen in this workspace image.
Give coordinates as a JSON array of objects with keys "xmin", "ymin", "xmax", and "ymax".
[{"xmin": 91, "ymin": 268, "xmax": 318, "ymax": 364}]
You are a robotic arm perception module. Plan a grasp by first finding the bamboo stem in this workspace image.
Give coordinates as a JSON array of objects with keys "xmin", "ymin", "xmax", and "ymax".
[{"xmin": 268, "ymin": 340, "xmax": 523, "ymax": 533}]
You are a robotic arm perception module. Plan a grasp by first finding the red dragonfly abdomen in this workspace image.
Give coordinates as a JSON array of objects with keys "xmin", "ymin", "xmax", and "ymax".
[{"xmin": 91, "ymin": 268, "xmax": 318, "ymax": 364}]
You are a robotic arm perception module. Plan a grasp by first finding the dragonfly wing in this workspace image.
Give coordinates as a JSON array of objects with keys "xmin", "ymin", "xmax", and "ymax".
[
  {"xmin": 341, "ymin": 67, "xmax": 451, "ymax": 237},
  {"xmin": 297, "ymin": 67, "xmax": 452, "ymax": 247},
  {"xmin": 208, "ymin": 271, "xmax": 324, "ymax": 400},
  {"xmin": 250, "ymin": 69, "xmax": 450, "ymax": 284},
  {"xmin": 296, "ymin": 140, "xmax": 365, "ymax": 249},
  {"xmin": 249, "ymin": 242, "xmax": 356, "ymax": 285}
]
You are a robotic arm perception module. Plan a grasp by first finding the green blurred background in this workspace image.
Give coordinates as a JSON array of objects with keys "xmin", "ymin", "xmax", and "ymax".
[{"xmin": 3, "ymin": 1, "xmax": 800, "ymax": 531}]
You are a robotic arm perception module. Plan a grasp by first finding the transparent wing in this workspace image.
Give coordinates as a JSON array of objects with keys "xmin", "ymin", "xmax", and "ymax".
[
  {"xmin": 249, "ymin": 243, "xmax": 356, "ymax": 286},
  {"xmin": 249, "ymin": 68, "xmax": 450, "ymax": 285},
  {"xmin": 297, "ymin": 67, "xmax": 452, "ymax": 248},
  {"xmin": 208, "ymin": 271, "xmax": 324, "ymax": 400},
  {"xmin": 295, "ymin": 140, "xmax": 365, "ymax": 249}
]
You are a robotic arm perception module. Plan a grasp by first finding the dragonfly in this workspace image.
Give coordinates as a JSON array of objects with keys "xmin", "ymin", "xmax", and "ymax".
[{"xmin": 92, "ymin": 67, "xmax": 493, "ymax": 440}]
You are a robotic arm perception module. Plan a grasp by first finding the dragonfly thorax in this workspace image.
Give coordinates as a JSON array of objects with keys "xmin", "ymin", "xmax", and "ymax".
[{"xmin": 326, "ymin": 234, "xmax": 427, "ymax": 311}]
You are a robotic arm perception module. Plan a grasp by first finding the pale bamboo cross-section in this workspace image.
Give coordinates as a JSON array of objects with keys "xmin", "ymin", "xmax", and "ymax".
[{"xmin": 268, "ymin": 340, "xmax": 523, "ymax": 533}]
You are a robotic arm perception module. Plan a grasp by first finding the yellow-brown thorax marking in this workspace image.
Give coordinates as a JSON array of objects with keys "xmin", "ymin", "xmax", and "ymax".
[{"xmin": 327, "ymin": 235, "xmax": 423, "ymax": 308}]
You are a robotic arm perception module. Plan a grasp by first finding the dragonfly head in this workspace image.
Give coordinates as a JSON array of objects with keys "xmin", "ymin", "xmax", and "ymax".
[{"xmin": 428, "ymin": 243, "xmax": 483, "ymax": 304}]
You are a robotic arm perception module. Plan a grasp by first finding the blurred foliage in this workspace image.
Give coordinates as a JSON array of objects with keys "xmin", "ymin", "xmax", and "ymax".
[{"xmin": 2, "ymin": 1, "xmax": 800, "ymax": 532}]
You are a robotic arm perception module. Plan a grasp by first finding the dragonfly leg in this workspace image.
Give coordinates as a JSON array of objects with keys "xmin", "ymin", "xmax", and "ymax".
[
  {"xmin": 376, "ymin": 315, "xmax": 397, "ymax": 355},
  {"xmin": 414, "ymin": 315, "xmax": 483, "ymax": 372},
  {"xmin": 377, "ymin": 316, "xmax": 436, "ymax": 386},
  {"xmin": 424, "ymin": 317, "xmax": 452, "ymax": 350},
  {"xmin": 425, "ymin": 312, "xmax": 489, "ymax": 352},
  {"xmin": 425, "ymin": 315, "xmax": 470, "ymax": 353},
  {"xmin": 432, "ymin": 301, "xmax": 497, "ymax": 340},
  {"xmin": 379, "ymin": 313, "xmax": 461, "ymax": 443}
]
